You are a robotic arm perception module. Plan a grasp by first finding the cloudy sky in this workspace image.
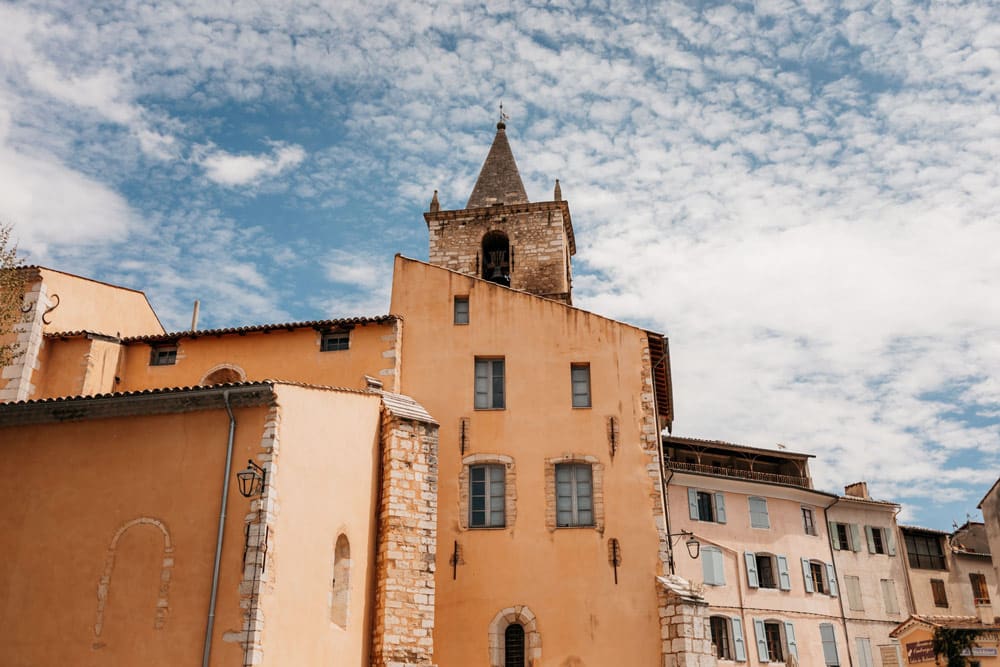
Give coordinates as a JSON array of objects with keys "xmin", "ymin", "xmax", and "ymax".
[{"xmin": 2, "ymin": 0, "xmax": 998, "ymax": 530}]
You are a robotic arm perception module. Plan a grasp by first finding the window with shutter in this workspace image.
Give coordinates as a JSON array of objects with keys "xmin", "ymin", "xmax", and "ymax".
[
  {"xmin": 856, "ymin": 637, "xmax": 874, "ymax": 667},
  {"xmin": 709, "ymin": 616, "xmax": 733, "ymax": 659},
  {"xmin": 702, "ymin": 546, "xmax": 725, "ymax": 586},
  {"xmin": 820, "ymin": 623, "xmax": 840, "ymax": 665},
  {"xmin": 845, "ymin": 575, "xmax": 864, "ymax": 611},
  {"xmin": 881, "ymin": 579, "xmax": 899, "ymax": 614},
  {"xmin": 731, "ymin": 617, "xmax": 747, "ymax": 662},
  {"xmin": 749, "ymin": 496, "xmax": 770, "ymax": 528},
  {"xmin": 931, "ymin": 578, "xmax": 948, "ymax": 607}
]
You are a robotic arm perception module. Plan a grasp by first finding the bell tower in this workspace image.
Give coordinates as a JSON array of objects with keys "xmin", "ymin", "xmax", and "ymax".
[{"xmin": 424, "ymin": 121, "xmax": 576, "ymax": 304}]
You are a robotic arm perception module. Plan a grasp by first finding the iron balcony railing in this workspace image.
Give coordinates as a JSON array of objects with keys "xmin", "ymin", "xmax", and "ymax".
[{"xmin": 667, "ymin": 460, "xmax": 812, "ymax": 488}]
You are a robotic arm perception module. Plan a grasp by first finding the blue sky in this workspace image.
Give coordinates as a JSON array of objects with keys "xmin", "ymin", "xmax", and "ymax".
[{"xmin": 2, "ymin": 0, "xmax": 998, "ymax": 530}]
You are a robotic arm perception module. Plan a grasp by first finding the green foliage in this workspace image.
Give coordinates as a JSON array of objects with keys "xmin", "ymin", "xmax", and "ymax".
[
  {"xmin": 0, "ymin": 223, "xmax": 26, "ymax": 368},
  {"xmin": 932, "ymin": 627, "xmax": 982, "ymax": 667}
]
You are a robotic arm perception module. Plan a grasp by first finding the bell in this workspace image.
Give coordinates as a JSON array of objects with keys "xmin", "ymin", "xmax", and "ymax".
[{"xmin": 490, "ymin": 265, "xmax": 504, "ymax": 281}]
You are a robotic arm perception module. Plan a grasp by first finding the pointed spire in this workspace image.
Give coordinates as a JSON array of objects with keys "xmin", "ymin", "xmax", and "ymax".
[
  {"xmin": 554, "ymin": 179, "xmax": 562, "ymax": 201},
  {"xmin": 466, "ymin": 121, "xmax": 529, "ymax": 209},
  {"xmin": 429, "ymin": 189, "xmax": 440, "ymax": 213}
]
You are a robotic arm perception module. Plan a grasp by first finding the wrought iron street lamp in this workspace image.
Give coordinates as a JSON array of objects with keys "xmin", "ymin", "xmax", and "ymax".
[
  {"xmin": 666, "ymin": 530, "xmax": 700, "ymax": 573},
  {"xmin": 236, "ymin": 459, "xmax": 266, "ymax": 498}
]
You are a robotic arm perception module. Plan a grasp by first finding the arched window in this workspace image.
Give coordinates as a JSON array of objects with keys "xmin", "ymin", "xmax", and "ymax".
[
  {"xmin": 200, "ymin": 364, "xmax": 246, "ymax": 385},
  {"xmin": 504, "ymin": 623, "xmax": 525, "ymax": 667},
  {"xmin": 331, "ymin": 534, "xmax": 350, "ymax": 628},
  {"xmin": 482, "ymin": 231, "xmax": 511, "ymax": 286}
]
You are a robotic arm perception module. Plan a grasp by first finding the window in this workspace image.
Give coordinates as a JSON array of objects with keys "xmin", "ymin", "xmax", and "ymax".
[
  {"xmin": 570, "ymin": 364, "xmax": 591, "ymax": 408},
  {"xmin": 820, "ymin": 623, "xmax": 840, "ymax": 666},
  {"xmin": 702, "ymin": 546, "xmax": 725, "ymax": 586},
  {"xmin": 749, "ymin": 496, "xmax": 770, "ymax": 529},
  {"xmin": 845, "ymin": 575, "xmax": 864, "ymax": 611},
  {"xmin": 802, "ymin": 507, "xmax": 817, "ymax": 535},
  {"xmin": 746, "ymin": 552, "xmax": 791, "ymax": 590},
  {"xmin": 710, "ymin": 616, "xmax": 733, "ymax": 659},
  {"xmin": 470, "ymin": 464, "xmax": 505, "ymax": 528},
  {"xmin": 880, "ymin": 578, "xmax": 900, "ymax": 614},
  {"xmin": 856, "ymin": 637, "xmax": 874, "ymax": 667},
  {"xmin": 474, "ymin": 358, "xmax": 505, "ymax": 409},
  {"xmin": 753, "ymin": 619, "xmax": 797, "ymax": 662},
  {"xmin": 865, "ymin": 525, "xmax": 895, "ymax": 555},
  {"xmin": 931, "ymin": 578, "xmax": 949, "ymax": 607},
  {"xmin": 830, "ymin": 522, "xmax": 861, "ymax": 551},
  {"xmin": 150, "ymin": 344, "xmax": 177, "ymax": 366},
  {"xmin": 688, "ymin": 488, "xmax": 726, "ymax": 523},
  {"xmin": 555, "ymin": 463, "xmax": 593, "ymax": 527},
  {"xmin": 970, "ymin": 573, "xmax": 991, "ymax": 605},
  {"xmin": 320, "ymin": 330, "xmax": 350, "ymax": 351},
  {"xmin": 904, "ymin": 532, "xmax": 946, "ymax": 569},
  {"xmin": 504, "ymin": 623, "xmax": 525, "ymax": 667},
  {"xmin": 801, "ymin": 558, "xmax": 839, "ymax": 597},
  {"xmin": 454, "ymin": 296, "xmax": 469, "ymax": 324}
]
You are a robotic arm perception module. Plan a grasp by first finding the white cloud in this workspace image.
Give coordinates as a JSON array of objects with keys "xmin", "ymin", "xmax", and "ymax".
[{"xmin": 197, "ymin": 142, "xmax": 306, "ymax": 187}]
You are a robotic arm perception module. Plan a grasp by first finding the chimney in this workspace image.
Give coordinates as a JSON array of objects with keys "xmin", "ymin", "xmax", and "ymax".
[{"xmin": 845, "ymin": 482, "xmax": 870, "ymax": 499}]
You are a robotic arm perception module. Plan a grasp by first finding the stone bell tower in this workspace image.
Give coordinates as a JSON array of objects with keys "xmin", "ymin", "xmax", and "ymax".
[{"xmin": 424, "ymin": 121, "xmax": 576, "ymax": 304}]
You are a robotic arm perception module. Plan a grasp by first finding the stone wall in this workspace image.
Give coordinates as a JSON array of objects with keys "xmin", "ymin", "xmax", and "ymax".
[
  {"xmin": 0, "ymin": 276, "xmax": 47, "ymax": 402},
  {"xmin": 657, "ymin": 575, "xmax": 717, "ymax": 667},
  {"xmin": 371, "ymin": 408, "xmax": 439, "ymax": 667},
  {"xmin": 425, "ymin": 202, "xmax": 573, "ymax": 304}
]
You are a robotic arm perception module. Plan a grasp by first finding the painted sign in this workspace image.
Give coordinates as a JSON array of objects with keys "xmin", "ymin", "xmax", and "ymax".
[{"xmin": 906, "ymin": 640, "xmax": 936, "ymax": 663}]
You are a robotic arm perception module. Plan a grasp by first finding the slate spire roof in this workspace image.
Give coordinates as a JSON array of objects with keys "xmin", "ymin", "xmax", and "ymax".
[{"xmin": 466, "ymin": 121, "xmax": 529, "ymax": 209}]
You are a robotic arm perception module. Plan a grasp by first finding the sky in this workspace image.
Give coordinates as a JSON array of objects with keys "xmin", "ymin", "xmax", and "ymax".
[{"xmin": 1, "ymin": 0, "xmax": 998, "ymax": 530}]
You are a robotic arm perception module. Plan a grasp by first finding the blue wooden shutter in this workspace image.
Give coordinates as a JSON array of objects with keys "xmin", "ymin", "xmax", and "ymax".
[
  {"xmin": 713, "ymin": 548, "xmax": 725, "ymax": 585},
  {"xmin": 801, "ymin": 558, "xmax": 814, "ymax": 593},
  {"xmin": 749, "ymin": 496, "xmax": 769, "ymax": 528},
  {"xmin": 776, "ymin": 555, "xmax": 791, "ymax": 590},
  {"xmin": 715, "ymin": 493, "xmax": 727, "ymax": 523},
  {"xmin": 753, "ymin": 619, "xmax": 769, "ymax": 662},
  {"xmin": 820, "ymin": 623, "xmax": 839, "ymax": 665},
  {"xmin": 829, "ymin": 521, "xmax": 841, "ymax": 550},
  {"xmin": 702, "ymin": 547, "xmax": 723, "ymax": 585},
  {"xmin": 784, "ymin": 622, "xmax": 798, "ymax": 658},
  {"xmin": 827, "ymin": 562, "xmax": 839, "ymax": 597},
  {"xmin": 744, "ymin": 552, "xmax": 759, "ymax": 588},
  {"xmin": 849, "ymin": 524, "xmax": 862, "ymax": 552},
  {"xmin": 731, "ymin": 617, "xmax": 747, "ymax": 662},
  {"xmin": 688, "ymin": 488, "xmax": 699, "ymax": 519}
]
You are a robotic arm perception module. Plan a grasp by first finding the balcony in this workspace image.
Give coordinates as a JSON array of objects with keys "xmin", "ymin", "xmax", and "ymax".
[{"xmin": 666, "ymin": 459, "xmax": 812, "ymax": 489}]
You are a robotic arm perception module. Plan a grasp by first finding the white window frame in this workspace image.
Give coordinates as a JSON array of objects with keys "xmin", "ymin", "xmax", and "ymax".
[
  {"xmin": 570, "ymin": 363, "xmax": 591, "ymax": 408},
  {"xmin": 454, "ymin": 295, "xmax": 470, "ymax": 324},
  {"xmin": 749, "ymin": 496, "xmax": 770, "ymax": 529},
  {"xmin": 475, "ymin": 357, "xmax": 506, "ymax": 409},
  {"xmin": 555, "ymin": 463, "xmax": 593, "ymax": 527},
  {"xmin": 469, "ymin": 463, "xmax": 506, "ymax": 528}
]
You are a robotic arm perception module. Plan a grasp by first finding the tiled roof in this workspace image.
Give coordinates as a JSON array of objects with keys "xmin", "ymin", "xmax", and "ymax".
[
  {"xmin": 466, "ymin": 122, "xmax": 529, "ymax": 208},
  {"xmin": 898, "ymin": 524, "xmax": 951, "ymax": 535},
  {"xmin": 837, "ymin": 494, "xmax": 900, "ymax": 507},
  {"xmin": 380, "ymin": 392, "xmax": 437, "ymax": 425},
  {"xmin": 121, "ymin": 315, "xmax": 396, "ymax": 343}
]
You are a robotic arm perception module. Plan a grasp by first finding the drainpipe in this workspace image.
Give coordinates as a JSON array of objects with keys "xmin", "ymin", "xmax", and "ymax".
[
  {"xmin": 822, "ymin": 498, "xmax": 855, "ymax": 667},
  {"xmin": 202, "ymin": 390, "xmax": 237, "ymax": 667}
]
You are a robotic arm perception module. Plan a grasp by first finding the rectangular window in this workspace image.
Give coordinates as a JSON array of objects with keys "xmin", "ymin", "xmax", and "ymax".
[
  {"xmin": 469, "ymin": 464, "xmax": 505, "ymax": 528},
  {"xmin": 757, "ymin": 554, "xmax": 776, "ymax": 589},
  {"xmin": 931, "ymin": 579, "xmax": 949, "ymax": 607},
  {"xmin": 811, "ymin": 561, "xmax": 828, "ymax": 594},
  {"xmin": 845, "ymin": 575, "xmax": 864, "ymax": 611},
  {"xmin": 971, "ymin": 573, "xmax": 991, "ymax": 604},
  {"xmin": 802, "ymin": 507, "xmax": 817, "ymax": 535},
  {"xmin": 820, "ymin": 623, "xmax": 840, "ymax": 666},
  {"xmin": 904, "ymin": 532, "xmax": 946, "ymax": 569},
  {"xmin": 856, "ymin": 637, "xmax": 874, "ymax": 667},
  {"xmin": 570, "ymin": 363, "xmax": 591, "ymax": 408},
  {"xmin": 320, "ymin": 331, "xmax": 350, "ymax": 351},
  {"xmin": 688, "ymin": 488, "xmax": 727, "ymax": 523},
  {"xmin": 763, "ymin": 622, "xmax": 784, "ymax": 662},
  {"xmin": 150, "ymin": 344, "xmax": 177, "ymax": 366},
  {"xmin": 710, "ymin": 616, "xmax": 732, "ymax": 659},
  {"xmin": 454, "ymin": 296, "xmax": 469, "ymax": 324},
  {"xmin": 831, "ymin": 522, "xmax": 860, "ymax": 551},
  {"xmin": 881, "ymin": 578, "xmax": 900, "ymax": 614},
  {"xmin": 702, "ymin": 546, "xmax": 725, "ymax": 586},
  {"xmin": 555, "ymin": 463, "xmax": 593, "ymax": 527},
  {"xmin": 474, "ymin": 358, "xmax": 505, "ymax": 409},
  {"xmin": 749, "ymin": 496, "xmax": 770, "ymax": 529},
  {"xmin": 866, "ymin": 525, "xmax": 890, "ymax": 554}
]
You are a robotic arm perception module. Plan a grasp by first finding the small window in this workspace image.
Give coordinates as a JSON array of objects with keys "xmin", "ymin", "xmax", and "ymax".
[
  {"xmin": 763, "ymin": 621, "xmax": 785, "ymax": 661},
  {"xmin": 880, "ymin": 578, "xmax": 900, "ymax": 614},
  {"xmin": 810, "ymin": 561, "xmax": 828, "ymax": 594},
  {"xmin": 856, "ymin": 637, "xmax": 874, "ymax": 667},
  {"xmin": 845, "ymin": 575, "xmax": 864, "ymax": 610},
  {"xmin": 504, "ymin": 623, "xmax": 525, "ymax": 667},
  {"xmin": 831, "ymin": 521, "xmax": 860, "ymax": 551},
  {"xmin": 749, "ymin": 496, "xmax": 770, "ymax": 529},
  {"xmin": 150, "ymin": 344, "xmax": 177, "ymax": 366},
  {"xmin": 747, "ymin": 551, "xmax": 791, "ymax": 590},
  {"xmin": 802, "ymin": 507, "xmax": 817, "ymax": 535},
  {"xmin": 753, "ymin": 619, "xmax": 796, "ymax": 662},
  {"xmin": 866, "ymin": 525, "xmax": 893, "ymax": 555},
  {"xmin": 321, "ymin": 330, "xmax": 350, "ymax": 351},
  {"xmin": 931, "ymin": 578, "xmax": 949, "ymax": 607},
  {"xmin": 474, "ymin": 358, "xmax": 505, "ymax": 409},
  {"xmin": 710, "ymin": 616, "xmax": 733, "ymax": 659},
  {"xmin": 970, "ymin": 573, "xmax": 991, "ymax": 605},
  {"xmin": 701, "ymin": 546, "xmax": 725, "ymax": 586},
  {"xmin": 469, "ymin": 464, "xmax": 505, "ymax": 528},
  {"xmin": 454, "ymin": 296, "xmax": 470, "ymax": 324},
  {"xmin": 555, "ymin": 463, "xmax": 593, "ymax": 527},
  {"xmin": 802, "ymin": 558, "xmax": 839, "ymax": 597},
  {"xmin": 688, "ymin": 488, "xmax": 726, "ymax": 524},
  {"xmin": 757, "ymin": 554, "xmax": 777, "ymax": 589},
  {"xmin": 570, "ymin": 363, "xmax": 591, "ymax": 408}
]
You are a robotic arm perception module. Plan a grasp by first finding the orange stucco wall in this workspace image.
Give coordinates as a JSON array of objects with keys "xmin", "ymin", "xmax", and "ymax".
[
  {"xmin": 38, "ymin": 268, "xmax": 163, "ymax": 337},
  {"xmin": 114, "ymin": 322, "xmax": 398, "ymax": 394},
  {"xmin": 0, "ymin": 403, "xmax": 269, "ymax": 667},
  {"xmin": 260, "ymin": 386, "xmax": 382, "ymax": 666},
  {"xmin": 390, "ymin": 257, "xmax": 666, "ymax": 667}
]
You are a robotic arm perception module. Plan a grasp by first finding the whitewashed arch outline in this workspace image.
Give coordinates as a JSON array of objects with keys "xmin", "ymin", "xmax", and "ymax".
[
  {"xmin": 94, "ymin": 517, "xmax": 174, "ymax": 636},
  {"xmin": 488, "ymin": 605, "xmax": 540, "ymax": 667},
  {"xmin": 199, "ymin": 363, "xmax": 247, "ymax": 386}
]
